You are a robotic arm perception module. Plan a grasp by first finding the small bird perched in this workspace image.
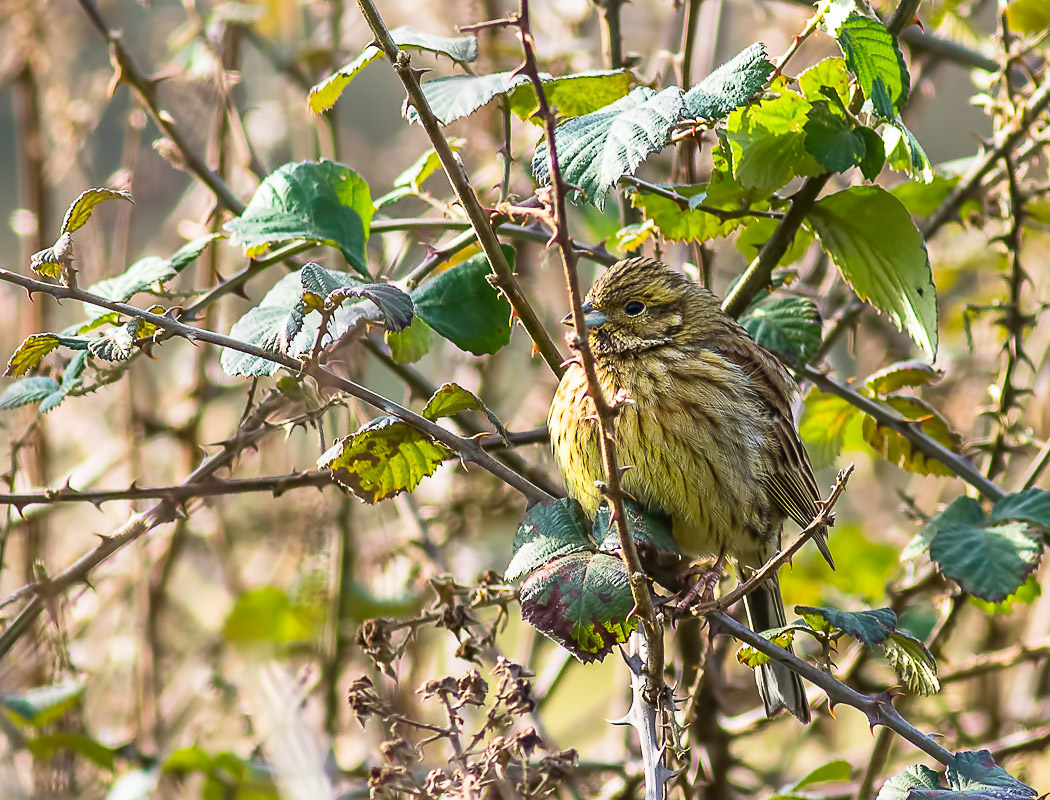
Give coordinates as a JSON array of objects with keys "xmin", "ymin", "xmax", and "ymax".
[{"xmin": 548, "ymin": 257, "xmax": 832, "ymax": 723}]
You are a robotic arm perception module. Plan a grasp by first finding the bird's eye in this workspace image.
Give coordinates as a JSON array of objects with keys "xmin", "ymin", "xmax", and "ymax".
[{"xmin": 624, "ymin": 300, "xmax": 645, "ymax": 316}]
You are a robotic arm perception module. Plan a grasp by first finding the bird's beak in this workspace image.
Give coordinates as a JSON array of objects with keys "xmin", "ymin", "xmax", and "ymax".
[{"xmin": 561, "ymin": 301, "xmax": 607, "ymax": 330}]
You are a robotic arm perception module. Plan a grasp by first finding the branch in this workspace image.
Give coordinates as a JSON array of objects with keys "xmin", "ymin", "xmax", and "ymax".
[
  {"xmin": 801, "ymin": 365, "xmax": 1005, "ymax": 502},
  {"xmin": 0, "ymin": 269, "xmax": 553, "ymax": 505},
  {"xmin": 939, "ymin": 636, "xmax": 1050, "ymax": 685},
  {"xmin": 355, "ymin": 0, "xmax": 564, "ymax": 378},
  {"xmin": 619, "ymin": 176, "xmax": 785, "ymax": 222},
  {"xmin": 709, "ymin": 611, "xmax": 954, "ymax": 765}
]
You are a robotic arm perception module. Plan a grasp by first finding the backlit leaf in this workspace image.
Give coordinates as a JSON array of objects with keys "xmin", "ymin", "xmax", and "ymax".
[
  {"xmin": 861, "ymin": 395, "xmax": 961, "ymax": 476},
  {"xmin": 223, "ymin": 587, "xmax": 318, "ymax": 645},
  {"xmin": 832, "ymin": 13, "xmax": 909, "ymax": 118},
  {"xmin": 793, "ymin": 760, "xmax": 851, "ymax": 790},
  {"xmin": 5, "ymin": 333, "xmax": 88, "ymax": 377},
  {"xmin": 508, "ymin": 69, "xmax": 634, "ymax": 123},
  {"xmin": 422, "ymin": 382, "xmax": 483, "ymax": 420},
  {"xmin": 27, "ymin": 732, "xmax": 116, "ymax": 771},
  {"xmin": 799, "ymin": 387, "xmax": 861, "ymax": 468},
  {"xmin": 883, "ymin": 629, "xmax": 940, "ymax": 695},
  {"xmin": 865, "ymin": 360, "xmax": 942, "ymax": 393},
  {"xmin": 725, "ymin": 88, "xmax": 824, "ymax": 190},
  {"xmin": 61, "ymin": 188, "xmax": 134, "ymax": 235},
  {"xmin": 385, "ymin": 316, "xmax": 434, "ymax": 362}
]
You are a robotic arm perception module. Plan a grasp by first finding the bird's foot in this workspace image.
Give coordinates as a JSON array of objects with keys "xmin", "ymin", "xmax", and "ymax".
[{"xmin": 672, "ymin": 557, "xmax": 725, "ymax": 618}]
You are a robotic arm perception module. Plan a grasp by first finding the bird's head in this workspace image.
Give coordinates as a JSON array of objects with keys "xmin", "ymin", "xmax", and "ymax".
[{"xmin": 562, "ymin": 257, "xmax": 725, "ymax": 357}]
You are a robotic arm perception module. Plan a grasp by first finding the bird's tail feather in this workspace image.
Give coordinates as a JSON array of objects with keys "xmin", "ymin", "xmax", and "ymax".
[{"xmin": 742, "ymin": 575, "xmax": 810, "ymax": 724}]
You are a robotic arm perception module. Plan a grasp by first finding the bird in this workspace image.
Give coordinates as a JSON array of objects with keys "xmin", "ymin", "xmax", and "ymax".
[{"xmin": 547, "ymin": 256, "xmax": 832, "ymax": 723}]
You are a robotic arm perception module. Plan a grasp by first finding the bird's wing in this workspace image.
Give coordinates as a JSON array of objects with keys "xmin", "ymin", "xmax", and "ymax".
[{"xmin": 713, "ymin": 337, "xmax": 834, "ymax": 568}]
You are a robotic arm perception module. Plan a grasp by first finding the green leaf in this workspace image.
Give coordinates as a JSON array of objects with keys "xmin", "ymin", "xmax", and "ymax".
[
  {"xmin": 865, "ymin": 360, "xmax": 942, "ymax": 393},
  {"xmin": 508, "ymin": 69, "xmax": 634, "ymax": 123},
  {"xmin": 594, "ymin": 498, "xmax": 679, "ymax": 554},
  {"xmin": 308, "ymin": 26, "xmax": 478, "ymax": 112},
  {"xmin": 27, "ymin": 732, "xmax": 116, "ymax": 771},
  {"xmin": 389, "ymin": 139, "xmax": 465, "ymax": 195},
  {"xmin": 410, "ymin": 71, "xmax": 533, "ymax": 124},
  {"xmin": 519, "ymin": 550, "xmax": 637, "ymax": 662},
  {"xmin": 422, "ymin": 382, "xmax": 483, "ymax": 420},
  {"xmin": 793, "ymin": 760, "xmax": 851, "ymax": 790},
  {"xmin": 969, "ymin": 573, "xmax": 1041, "ymax": 615},
  {"xmin": 905, "ymin": 496, "xmax": 986, "ymax": 561},
  {"xmin": 861, "ymin": 395, "xmax": 961, "ymax": 476},
  {"xmin": 30, "ymin": 233, "xmax": 71, "ymax": 279},
  {"xmin": 857, "ymin": 126, "xmax": 887, "ymax": 181},
  {"xmin": 883, "ymin": 629, "xmax": 940, "ymax": 695},
  {"xmin": 736, "ymin": 626, "xmax": 798, "ymax": 667},
  {"xmin": 798, "ymin": 387, "xmax": 861, "ymax": 468},
  {"xmin": 930, "ymin": 519, "xmax": 1042, "ymax": 602},
  {"xmin": 507, "ymin": 498, "xmax": 595, "ymax": 581},
  {"xmin": 85, "ymin": 234, "xmax": 219, "ymax": 317},
  {"xmin": 988, "ymin": 488, "xmax": 1050, "ymax": 528},
  {"xmin": 725, "ymin": 88, "xmax": 823, "ymax": 190},
  {"xmin": 891, "ymin": 175, "xmax": 959, "ymax": 216},
  {"xmin": 796, "ymin": 605, "xmax": 897, "ymax": 645},
  {"xmin": 60, "ymin": 187, "xmax": 134, "ymax": 235},
  {"xmin": 631, "ymin": 182, "xmax": 756, "ymax": 243},
  {"xmin": 807, "ymin": 185, "xmax": 938, "ymax": 359},
  {"xmin": 833, "ymin": 13, "xmax": 909, "ymax": 118},
  {"xmin": 385, "ymin": 315, "xmax": 434, "ymax": 362},
  {"xmin": 322, "ymin": 281, "xmax": 414, "ymax": 333},
  {"xmin": 1006, "ymin": 0, "xmax": 1050, "ymax": 34},
  {"xmin": 0, "ymin": 680, "xmax": 84, "ymax": 727},
  {"xmin": 883, "ymin": 121, "xmax": 933, "ymax": 182},
  {"xmin": 803, "ymin": 102, "xmax": 868, "ymax": 173},
  {"xmin": 939, "ymin": 750, "xmax": 1037, "ymax": 800},
  {"xmin": 223, "ymin": 587, "xmax": 318, "ymax": 645},
  {"xmin": 876, "ymin": 765, "xmax": 942, "ymax": 800},
  {"xmin": 318, "ymin": 416, "xmax": 451, "ymax": 503},
  {"xmin": 682, "ymin": 43, "xmax": 774, "ymax": 120},
  {"xmin": 411, "ymin": 247, "xmax": 513, "ymax": 355},
  {"xmin": 221, "ymin": 265, "xmax": 381, "ymax": 377},
  {"xmin": 798, "ymin": 58, "xmax": 851, "ymax": 108},
  {"xmin": 5, "ymin": 333, "xmax": 88, "ymax": 377},
  {"xmin": 0, "ymin": 376, "xmax": 61, "ymax": 410},
  {"xmin": 740, "ymin": 295, "xmax": 822, "ymax": 363},
  {"xmin": 532, "ymin": 86, "xmax": 685, "ymax": 210},
  {"xmin": 224, "ymin": 160, "xmax": 374, "ymax": 275}
]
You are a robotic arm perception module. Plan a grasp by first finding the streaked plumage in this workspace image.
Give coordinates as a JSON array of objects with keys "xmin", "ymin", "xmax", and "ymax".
[{"xmin": 548, "ymin": 257, "xmax": 830, "ymax": 723}]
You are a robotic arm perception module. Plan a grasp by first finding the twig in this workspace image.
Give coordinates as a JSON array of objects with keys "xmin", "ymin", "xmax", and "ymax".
[
  {"xmin": 939, "ymin": 636, "xmax": 1050, "ymax": 684},
  {"xmin": 0, "ymin": 269, "xmax": 553, "ymax": 505},
  {"xmin": 619, "ymin": 176, "xmax": 785, "ymax": 221},
  {"xmin": 355, "ymin": 0, "xmax": 565, "ymax": 378}
]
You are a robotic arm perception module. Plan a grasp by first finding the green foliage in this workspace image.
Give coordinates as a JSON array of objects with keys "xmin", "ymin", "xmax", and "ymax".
[
  {"xmin": 223, "ymin": 587, "xmax": 319, "ymax": 645},
  {"xmin": 506, "ymin": 498, "xmax": 594, "ymax": 582},
  {"xmin": 27, "ymin": 733, "xmax": 116, "ymax": 771},
  {"xmin": 740, "ymin": 295, "xmax": 822, "ymax": 363},
  {"xmin": 1006, "ymin": 0, "xmax": 1050, "ymax": 33},
  {"xmin": 770, "ymin": 759, "xmax": 851, "ymax": 798},
  {"xmin": 865, "ymin": 359, "xmax": 942, "ymax": 393},
  {"xmin": 1, "ymin": 680, "xmax": 84, "ymax": 727},
  {"xmin": 877, "ymin": 764, "xmax": 942, "ymax": 800},
  {"xmin": 0, "ymin": 376, "xmax": 60, "ymax": 409},
  {"xmin": 796, "ymin": 605, "xmax": 896, "ymax": 645},
  {"xmin": 31, "ymin": 186, "xmax": 135, "ymax": 278},
  {"xmin": 533, "ymin": 86, "xmax": 685, "ymax": 210},
  {"xmin": 224, "ymin": 160, "xmax": 374, "ymax": 275},
  {"xmin": 682, "ymin": 43, "xmax": 774, "ymax": 120},
  {"xmin": 375, "ymin": 139, "xmax": 465, "ymax": 208},
  {"xmin": 309, "ymin": 26, "xmax": 479, "ymax": 112},
  {"xmin": 862, "ymin": 395, "xmax": 962, "ymax": 477},
  {"xmin": 410, "ymin": 248, "xmax": 514, "ymax": 355},
  {"xmin": 593, "ymin": 500, "xmax": 678, "ymax": 553},
  {"xmin": 630, "ymin": 184, "xmax": 752, "ymax": 243},
  {"xmin": 385, "ymin": 316, "xmax": 434, "ymax": 362},
  {"xmin": 892, "ymin": 175, "xmax": 960, "ymax": 216},
  {"xmin": 807, "ymin": 185, "xmax": 938, "ymax": 359},
  {"xmin": 5, "ymin": 333, "xmax": 88, "ymax": 377},
  {"xmin": 162, "ymin": 746, "xmax": 279, "ymax": 799},
  {"xmin": 508, "ymin": 70, "xmax": 634, "ymax": 123},
  {"xmin": 883, "ymin": 751, "xmax": 1037, "ymax": 800},
  {"xmin": 831, "ymin": 14, "xmax": 909, "ymax": 119},
  {"xmin": 735, "ymin": 626, "xmax": 798, "ymax": 667}
]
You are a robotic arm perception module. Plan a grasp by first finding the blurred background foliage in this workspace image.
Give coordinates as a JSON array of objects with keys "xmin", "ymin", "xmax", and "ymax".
[{"xmin": 0, "ymin": 0, "xmax": 1048, "ymax": 798}]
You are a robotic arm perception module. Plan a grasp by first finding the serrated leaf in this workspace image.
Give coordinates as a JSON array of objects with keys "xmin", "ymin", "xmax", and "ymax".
[
  {"xmin": 0, "ymin": 680, "xmax": 84, "ymax": 727},
  {"xmin": 5, "ymin": 333, "xmax": 88, "ymax": 377},
  {"xmin": 834, "ymin": 13, "xmax": 909, "ymax": 119},
  {"xmin": 87, "ymin": 323, "xmax": 137, "ymax": 362},
  {"xmin": 309, "ymin": 26, "xmax": 478, "ymax": 112},
  {"xmin": 930, "ymin": 519, "xmax": 1042, "ymax": 603},
  {"xmin": 410, "ymin": 71, "xmax": 533, "ymax": 124},
  {"xmin": 793, "ymin": 760, "xmax": 851, "ymax": 790},
  {"xmin": 857, "ymin": 126, "xmax": 887, "ymax": 181},
  {"xmin": 862, "ymin": 395, "xmax": 961, "ymax": 476},
  {"xmin": 422, "ymin": 383, "xmax": 482, "ymax": 420},
  {"xmin": 27, "ymin": 732, "xmax": 117, "ymax": 771},
  {"xmin": 736, "ymin": 626, "xmax": 798, "ymax": 667},
  {"xmin": 683, "ymin": 43, "xmax": 774, "ymax": 120},
  {"xmin": 533, "ymin": 86, "xmax": 685, "ymax": 210},
  {"xmin": 61, "ymin": 188, "xmax": 134, "ymax": 235},
  {"xmin": 904, "ymin": 496, "xmax": 985, "ymax": 561},
  {"xmin": 725, "ymin": 89, "xmax": 823, "ymax": 190},
  {"xmin": 410, "ymin": 247, "xmax": 513, "ymax": 356},
  {"xmin": 883, "ymin": 121, "xmax": 933, "ymax": 182},
  {"xmin": 0, "ymin": 376, "xmax": 61, "ymax": 410},
  {"xmin": 798, "ymin": 58, "xmax": 851, "ymax": 107},
  {"xmin": 877, "ymin": 764, "xmax": 942, "ymax": 800},
  {"xmin": 941, "ymin": 751, "xmax": 1037, "ymax": 800},
  {"xmin": 741, "ymin": 295, "xmax": 822, "ymax": 363},
  {"xmin": 796, "ymin": 605, "xmax": 897, "ymax": 645},
  {"xmin": 224, "ymin": 160, "xmax": 374, "ymax": 275},
  {"xmin": 325, "ymin": 282, "xmax": 413, "ymax": 332},
  {"xmin": 799, "ymin": 387, "xmax": 862, "ymax": 468},
  {"xmin": 507, "ymin": 498, "xmax": 595, "ymax": 582},
  {"xmin": 509, "ymin": 69, "xmax": 634, "ymax": 123},
  {"xmin": 221, "ymin": 266, "xmax": 380, "ymax": 377},
  {"xmin": 385, "ymin": 315, "xmax": 434, "ymax": 362},
  {"xmin": 519, "ymin": 550, "xmax": 637, "ymax": 662},
  {"xmin": 803, "ymin": 102, "xmax": 868, "ymax": 173},
  {"xmin": 807, "ymin": 185, "xmax": 938, "ymax": 359},
  {"xmin": 594, "ymin": 499, "xmax": 678, "ymax": 554},
  {"xmin": 318, "ymin": 416, "xmax": 451, "ymax": 503},
  {"xmin": 37, "ymin": 351, "xmax": 88, "ymax": 414},
  {"xmin": 883, "ymin": 629, "xmax": 940, "ymax": 695},
  {"xmin": 865, "ymin": 360, "xmax": 942, "ymax": 393},
  {"xmin": 988, "ymin": 488, "xmax": 1050, "ymax": 528},
  {"xmin": 969, "ymin": 573, "xmax": 1041, "ymax": 615}
]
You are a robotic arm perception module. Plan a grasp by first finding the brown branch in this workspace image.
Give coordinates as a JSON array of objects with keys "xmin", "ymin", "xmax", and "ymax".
[
  {"xmin": 354, "ymin": 0, "xmax": 564, "ymax": 378},
  {"xmin": 939, "ymin": 636, "xmax": 1050, "ymax": 685}
]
